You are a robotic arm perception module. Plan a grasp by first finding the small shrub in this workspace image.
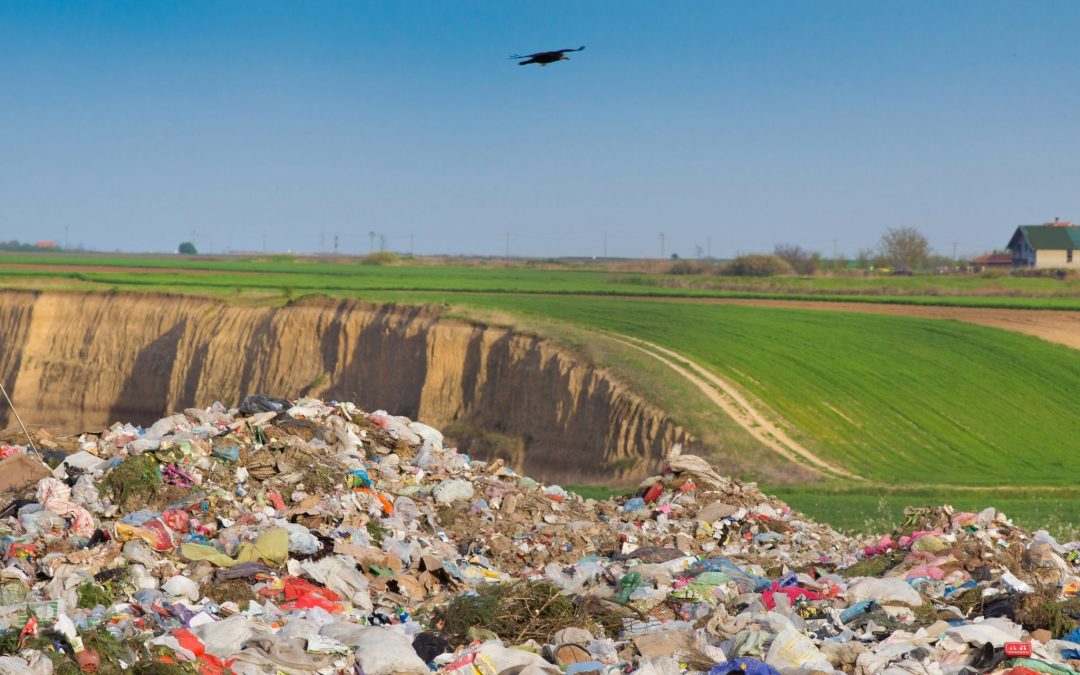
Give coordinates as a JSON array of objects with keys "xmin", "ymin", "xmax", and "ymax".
[
  {"xmin": 77, "ymin": 580, "xmax": 118, "ymax": 609},
  {"xmin": 723, "ymin": 254, "xmax": 795, "ymax": 277},
  {"xmin": 365, "ymin": 519, "xmax": 387, "ymax": 546},
  {"xmin": 1012, "ymin": 268, "xmax": 1073, "ymax": 280},
  {"xmin": 668, "ymin": 260, "xmax": 707, "ymax": 275},
  {"xmin": 103, "ymin": 454, "xmax": 161, "ymax": 510},
  {"xmin": 360, "ymin": 252, "xmax": 400, "ymax": 266},
  {"xmin": 773, "ymin": 244, "xmax": 820, "ymax": 275}
]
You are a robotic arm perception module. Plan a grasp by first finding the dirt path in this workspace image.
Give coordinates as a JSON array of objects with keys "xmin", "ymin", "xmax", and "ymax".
[{"xmin": 608, "ymin": 334, "xmax": 862, "ymax": 481}]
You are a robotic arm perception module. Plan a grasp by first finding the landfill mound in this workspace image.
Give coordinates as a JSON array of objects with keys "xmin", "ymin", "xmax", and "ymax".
[{"xmin": 0, "ymin": 397, "xmax": 1077, "ymax": 675}]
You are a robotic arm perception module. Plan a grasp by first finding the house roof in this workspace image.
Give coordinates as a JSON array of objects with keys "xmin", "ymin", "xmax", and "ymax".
[
  {"xmin": 1008, "ymin": 225, "xmax": 1080, "ymax": 251},
  {"xmin": 971, "ymin": 253, "xmax": 1012, "ymax": 265}
]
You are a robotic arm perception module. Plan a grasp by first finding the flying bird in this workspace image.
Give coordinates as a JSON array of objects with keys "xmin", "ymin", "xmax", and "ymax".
[{"xmin": 510, "ymin": 46, "xmax": 585, "ymax": 67}]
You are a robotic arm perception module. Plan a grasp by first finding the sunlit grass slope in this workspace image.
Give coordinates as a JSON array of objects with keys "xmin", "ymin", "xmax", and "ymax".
[{"xmin": 421, "ymin": 295, "xmax": 1080, "ymax": 486}]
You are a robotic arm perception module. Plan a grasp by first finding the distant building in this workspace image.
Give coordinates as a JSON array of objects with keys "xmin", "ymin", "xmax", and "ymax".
[
  {"xmin": 970, "ymin": 253, "xmax": 1013, "ymax": 271},
  {"xmin": 34, "ymin": 241, "xmax": 57, "ymax": 249},
  {"xmin": 1006, "ymin": 218, "xmax": 1080, "ymax": 269}
]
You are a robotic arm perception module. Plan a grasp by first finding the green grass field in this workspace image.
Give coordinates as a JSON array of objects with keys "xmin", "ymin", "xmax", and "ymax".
[
  {"xmin": 766, "ymin": 485, "xmax": 1080, "ymax": 539},
  {"xmin": 4, "ymin": 253, "xmax": 1080, "ymax": 533},
  {"xmin": 402, "ymin": 294, "xmax": 1080, "ymax": 486},
  {"xmin": 5, "ymin": 252, "xmax": 1080, "ymax": 309}
]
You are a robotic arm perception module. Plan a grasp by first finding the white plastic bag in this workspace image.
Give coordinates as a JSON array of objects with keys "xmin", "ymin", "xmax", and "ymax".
[
  {"xmin": 433, "ymin": 479, "xmax": 474, "ymax": 505},
  {"xmin": 162, "ymin": 575, "xmax": 201, "ymax": 602},
  {"xmin": 845, "ymin": 577, "xmax": 923, "ymax": 606},
  {"xmin": 318, "ymin": 625, "xmax": 428, "ymax": 675},
  {"xmin": 296, "ymin": 555, "xmax": 373, "ymax": 612},
  {"xmin": 765, "ymin": 625, "xmax": 835, "ymax": 672}
]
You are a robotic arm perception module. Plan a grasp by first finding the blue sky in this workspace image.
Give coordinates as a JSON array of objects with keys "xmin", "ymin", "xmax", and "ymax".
[{"xmin": 2, "ymin": 1, "xmax": 1078, "ymax": 258}]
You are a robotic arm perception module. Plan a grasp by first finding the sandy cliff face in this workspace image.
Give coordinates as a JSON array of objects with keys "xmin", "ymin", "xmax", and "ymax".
[{"xmin": 0, "ymin": 291, "xmax": 692, "ymax": 483}]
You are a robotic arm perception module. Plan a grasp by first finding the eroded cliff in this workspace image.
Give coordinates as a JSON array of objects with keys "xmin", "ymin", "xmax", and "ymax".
[{"xmin": 0, "ymin": 291, "xmax": 693, "ymax": 483}]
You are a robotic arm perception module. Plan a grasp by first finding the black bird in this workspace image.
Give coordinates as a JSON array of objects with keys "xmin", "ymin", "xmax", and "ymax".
[{"xmin": 510, "ymin": 46, "xmax": 585, "ymax": 67}]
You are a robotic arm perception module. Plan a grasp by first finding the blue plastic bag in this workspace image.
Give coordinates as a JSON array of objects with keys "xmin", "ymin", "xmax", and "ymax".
[{"xmin": 709, "ymin": 658, "xmax": 781, "ymax": 675}]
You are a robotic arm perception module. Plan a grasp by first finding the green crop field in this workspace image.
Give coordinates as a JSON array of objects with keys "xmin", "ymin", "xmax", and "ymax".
[
  {"xmin": 5, "ymin": 252, "xmax": 1080, "ymax": 309},
  {"xmin": 765, "ymin": 485, "xmax": 1080, "ymax": 539},
  {"xmin": 376, "ymin": 293, "xmax": 1080, "ymax": 486}
]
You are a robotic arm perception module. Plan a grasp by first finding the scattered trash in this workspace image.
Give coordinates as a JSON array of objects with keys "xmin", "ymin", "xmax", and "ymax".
[{"xmin": 0, "ymin": 395, "xmax": 1077, "ymax": 674}]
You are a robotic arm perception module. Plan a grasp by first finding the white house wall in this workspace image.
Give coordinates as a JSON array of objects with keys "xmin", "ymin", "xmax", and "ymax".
[{"xmin": 1035, "ymin": 249, "xmax": 1080, "ymax": 269}]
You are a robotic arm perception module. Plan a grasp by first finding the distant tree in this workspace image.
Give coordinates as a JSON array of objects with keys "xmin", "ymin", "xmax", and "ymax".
[
  {"xmin": 723, "ymin": 254, "xmax": 794, "ymax": 277},
  {"xmin": 669, "ymin": 259, "xmax": 708, "ymax": 275},
  {"xmin": 878, "ymin": 227, "xmax": 929, "ymax": 270},
  {"xmin": 855, "ymin": 248, "xmax": 877, "ymax": 270},
  {"xmin": 773, "ymin": 243, "xmax": 820, "ymax": 275},
  {"xmin": 178, "ymin": 242, "xmax": 198, "ymax": 255},
  {"xmin": 670, "ymin": 253, "xmax": 679, "ymax": 260}
]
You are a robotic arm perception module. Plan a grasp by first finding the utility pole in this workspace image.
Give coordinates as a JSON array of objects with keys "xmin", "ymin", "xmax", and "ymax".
[
  {"xmin": 262, "ymin": 233, "xmax": 267, "ymax": 253},
  {"xmin": 64, "ymin": 226, "xmax": 69, "ymax": 250},
  {"xmin": 659, "ymin": 233, "xmax": 666, "ymax": 259},
  {"xmin": 368, "ymin": 231, "xmax": 375, "ymax": 253},
  {"xmin": 505, "ymin": 232, "xmax": 510, "ymax": 261},
  {"xmin": 603, "ymin": 232, "xmax": 608, "ymax": 259},
  {"xmin": 832, "ymin": 239, "xmax": 838, "ymax": 261},
  {"xmin": 320, "ymin": 230, "xmax": 325, "ymax": 254},
  {"xmin": 334, "ymin": 234, "xmax": 339, "ymax": 254},
  {"xmin": 707, "ymin": 236, "xmax": 712, "ymax": 259},
  {"xmin": 952, "ymin": 241, "xmax": 958, "ymax": 261},
  {"xmin": 410, "ymin": 233, "xmax": 415, "ymax": 256},
  {"xmin": 379, "ymin": 234, "xmax": 386, "ymax": 252}
]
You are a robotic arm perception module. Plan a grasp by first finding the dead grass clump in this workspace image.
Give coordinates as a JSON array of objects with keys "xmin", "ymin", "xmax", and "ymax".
[
  {"xmin": 950, "ymin": 587, "xmax": 984, "ymax": 617},
  {"xmin": 841, "ymin": 551, "xmax": 905, "ymax": 578},
  {"xmin": 1014, "ymin": 586, "xmax": 1077, "ymax": 638},
  {"xmin": 201, "ymin": 577, "xmax": 256, "ymax": 606},
  {"xmin": 440, "ymin": 581, "xmax": 595, "ymax": 645}
]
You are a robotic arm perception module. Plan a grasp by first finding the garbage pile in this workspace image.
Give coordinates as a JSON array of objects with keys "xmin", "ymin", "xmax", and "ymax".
[{"xmin": 0, "ymin": 396, "xmax": 1078, "ymax": 675}]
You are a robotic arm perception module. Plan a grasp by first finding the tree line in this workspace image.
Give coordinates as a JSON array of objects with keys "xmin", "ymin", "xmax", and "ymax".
[{"xmin": 671, "ymin": 227, "xmax": 938, "ymax": 276}]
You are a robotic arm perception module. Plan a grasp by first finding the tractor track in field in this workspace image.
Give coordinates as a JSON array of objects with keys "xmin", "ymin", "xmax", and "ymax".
[
  {"xmin": 607, "ymin": 334, "xmax": 862, "ymax": 481},
  {"xmin": 608, "ymin": 334, "xmax": 1080, "ymax": 491}
]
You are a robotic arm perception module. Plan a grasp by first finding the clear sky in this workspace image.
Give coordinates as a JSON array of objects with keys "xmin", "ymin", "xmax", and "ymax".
[{"xmin": 2, "ymin": 2, "xmax": 1078, "ymax": 259}]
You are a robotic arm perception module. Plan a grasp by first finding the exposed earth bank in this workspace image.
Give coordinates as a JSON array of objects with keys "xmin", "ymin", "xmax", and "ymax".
[{"xmin": 0, "ymin": 291, "xmax": 694, "ymax": 484}]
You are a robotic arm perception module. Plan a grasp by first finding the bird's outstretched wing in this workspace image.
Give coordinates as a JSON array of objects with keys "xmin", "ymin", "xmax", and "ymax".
[{"xmin": 508, "ymin": 46, "xmax": 585, "ymax": 59}]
